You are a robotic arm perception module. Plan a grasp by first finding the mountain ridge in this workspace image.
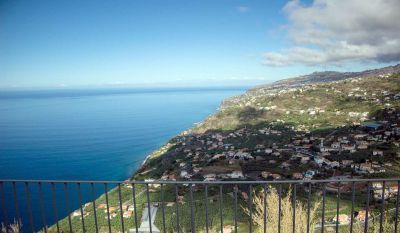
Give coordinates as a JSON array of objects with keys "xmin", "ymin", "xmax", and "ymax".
[{"xmin": 254, "ymin": 64, "xmax": 400, "ymax": 90}]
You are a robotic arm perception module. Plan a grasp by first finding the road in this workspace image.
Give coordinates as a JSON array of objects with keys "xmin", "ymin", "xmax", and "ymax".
[{"xmin": 133, "ymin": 205, "xmax": 160, "ymax": 233}]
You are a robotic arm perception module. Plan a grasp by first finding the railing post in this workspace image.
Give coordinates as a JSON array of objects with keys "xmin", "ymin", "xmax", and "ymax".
[
  {"xmin": 278, "ymin": 184, "xmax": 282, "ymax": 233},
  {"xmin": 63, "ymin": 182, "xmax": 72, "ymax": 233},
  {"xmin": 248, "ymin": 184, "xmax": 253, "ymax": 233},
  {"xmin": 395, "ymin": 181, "xmax": 400, "ymax": 233},
  {"xmin": 364, "ymin": 182, "xmax": 371, "ymax": 233},
  {"xmin": 51, "ymin": 182, "xmax": 60, "ymax": 233},
  {"xmin": 38, "ymin": 182, "xmax": 47, "ymax": 233},
  {"xmin": 0, "ymin": 182, "xmax": 9, "ymax": 229},
  {"xmin": 335, "ymin": 182, "xmax": 340, "ymax": 233},
  {"xmin": 234, "ymin": 185, "xmax": 238, "ymax": 233},
  {"xmin": 77, "ymin": 183, "xmax": 86, "ymax": 233},
  {"xmin": 12, "ymin": 182, "xmax": 21, "ymax": 230},
  {"xmin": 379, "ymin": 181, "xmax": 386, "ymax": 233},
  {"xmin": 292, "ymin": 184, "xmax": 297, "ymax": 233},
  {"xmin": 131, "ymin": 183, "xmax": 139, "ymax": 233},
  {"xmin": 25, "ymin": 182, "xmax": 34, "ymax": 233},
  {"xmin": 175, "ymin": 184, "xmax": 180, "ymax": 233},
  {"xmin": 104, "ymin": 183, "xmax": 112, "ymax": 233},
  {"xmin": 307, "ymin": 182, "xmax": 311, "ymax": 233},
  {"xmin": 350, "ymin": 181, "xmax": 355, "ymax": 233},
  {"xmin": 90, "ymin": 182, "xmax": 98, "ymax": 233},
  {"xmin": 161, "ymin": 183, "xmax": 166, "ymax": 233},
  {"xmin": 189, "ymin": 184, "xmax": 195, "ymax": 233},
  {"xmin": 263, "ymin": 184, "xmax": 267, "ymax": 233},
  {"xmin": 204, "ymin": 184, "xmax": 209, "ymax": 233},
  {"xmin": 145, "ymin": 183, "xmax": 152, "ymax": 233},
  {"xmin": 321, "ymin": 183, "xmax": 326, "ymax": 233},
  {"xmin": 220, "ymin": 184, "xmax": 224, "ymax": 233},
  {"xmin": 118, "ymin": 184, "xmax": 125, "ymax": 233}
]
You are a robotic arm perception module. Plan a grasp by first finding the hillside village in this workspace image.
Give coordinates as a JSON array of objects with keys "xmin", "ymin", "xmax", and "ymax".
[
  {"xmin": 135, "ymin": 73, "xmax": 400, "ymax": 205},
  {"xmin": 150, "ymin": 107, "xmax": 400, "ymax": 183}
]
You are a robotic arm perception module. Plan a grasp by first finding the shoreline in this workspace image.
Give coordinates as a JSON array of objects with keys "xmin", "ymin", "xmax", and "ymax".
[{"xmin": 132, "ymin": 98, "xmax": 246, "ymax": 179}]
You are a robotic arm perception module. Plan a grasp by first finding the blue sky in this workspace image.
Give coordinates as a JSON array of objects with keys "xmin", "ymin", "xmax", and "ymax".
[{"xmin": 0, "ymin": 0, "xmax": 398, "ymax": 89}]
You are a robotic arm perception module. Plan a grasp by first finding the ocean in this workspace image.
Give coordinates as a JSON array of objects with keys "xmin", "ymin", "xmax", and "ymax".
[{"xmin": 0, "ymin": 87, "xmax": 246, "ymax": 231}]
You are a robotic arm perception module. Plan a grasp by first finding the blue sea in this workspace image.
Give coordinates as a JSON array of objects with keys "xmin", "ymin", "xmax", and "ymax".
[{"xmin": 0, "ymin": 87, "xmax": 246, "ymax": 231}]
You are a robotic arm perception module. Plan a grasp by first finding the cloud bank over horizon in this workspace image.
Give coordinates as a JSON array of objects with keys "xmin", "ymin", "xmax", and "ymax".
[{"xmin": 263, "ymin": 0, "xmax": 400, "ymax": 66}]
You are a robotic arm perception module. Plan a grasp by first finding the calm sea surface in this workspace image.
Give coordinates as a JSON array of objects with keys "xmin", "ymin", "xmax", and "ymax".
[{"xmin": 0, "ymin": 87, "xmax": 245, "ymax": 231}]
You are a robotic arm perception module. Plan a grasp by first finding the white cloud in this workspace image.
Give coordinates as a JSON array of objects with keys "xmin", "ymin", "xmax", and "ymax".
[
  {"xmin": 263, "ymin": 0, "xmax": 400, "ymax": 66},
  {"xmin": 237, "ymin": 6, "xmax": 250, "ymax": 13}
]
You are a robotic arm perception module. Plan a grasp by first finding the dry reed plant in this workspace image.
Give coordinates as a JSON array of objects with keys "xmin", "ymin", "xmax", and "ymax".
[{"xmin": 242, "ymin": 186, "xmax": 319, "ymax": 233}]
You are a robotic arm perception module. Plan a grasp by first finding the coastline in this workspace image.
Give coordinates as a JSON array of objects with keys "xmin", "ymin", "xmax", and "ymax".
[{"xmin": 132, "ymin": 95, "xmax": 246, "ymax": 179}]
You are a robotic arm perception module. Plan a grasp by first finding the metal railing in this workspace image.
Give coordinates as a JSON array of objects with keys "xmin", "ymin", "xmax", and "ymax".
[{"xmin": 1, "ymin": 178, "xmax": 399, "ymax": 233}]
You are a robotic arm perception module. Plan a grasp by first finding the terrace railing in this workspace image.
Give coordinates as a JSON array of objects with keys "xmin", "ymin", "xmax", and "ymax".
[{"xmin": 1, "ymin": 178, "xmax": 400, "ymax": 233}]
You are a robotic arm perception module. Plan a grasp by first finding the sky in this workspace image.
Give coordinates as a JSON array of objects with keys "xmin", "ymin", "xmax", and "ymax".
[{"xmin": 0, "ymin": 0, "xmax": 399, "ymax": 89}]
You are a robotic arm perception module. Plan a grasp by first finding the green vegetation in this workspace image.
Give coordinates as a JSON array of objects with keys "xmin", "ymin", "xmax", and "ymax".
[{"xmin": 194, "ymin": 74, "xmax": 400, "ymax": 132}]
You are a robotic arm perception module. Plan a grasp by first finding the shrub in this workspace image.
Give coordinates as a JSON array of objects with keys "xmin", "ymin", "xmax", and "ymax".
[
  {"xmin": 1, "ymin": 219, "xmax": 21, "ymax": 233},
  {"xmin": 242, "ymin": 186, "xmax": 319, "ymax": 233}
]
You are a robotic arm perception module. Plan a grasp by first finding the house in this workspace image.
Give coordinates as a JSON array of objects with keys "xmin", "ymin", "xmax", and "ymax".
[
  {"xmin": 314, "ymin": 157, "xmax": 325, "ymax": 166},
  {"xmin": 328, "ymin": 161, "xmax": 340, "ymax": 168},
  {"xmin": 270, "ymin": 173, "xmax": 282, "ymax": 180},
  {"xmin": 107, "ymin": 207, "xmax": 117, "ymax": 213},
  {"xmin": 304, "ymin": 170, "xmax": 316, "ymax": 179},
  {"xmin": 292, "ymin": 173, "xmax": 304, "ymax": 179},
  {"xmin": 332, "ymin": 214, "xmax": 350, "ymax": 224},
  {"xmin": 71, "ymin": 210, "xmax": 81, "ymax": 218},
  {"xmin": 145, "ymin": 179, "xmax": 161, "ymax": 188},
  {"xmin": 300, "ymin": 156, "xmax": 310, "ymax": 164},
  {"xmin": 123, "ymin": 211, "xmax": 133, "ymax": 218},
  {"xmin": 355, "ymin": 210, "xmax": 367, "ymax": 222},
  {"xmin": 331, "ymin": 142, "xmax": 340, "ymax": 149},
  {"xmin": 193, "ymin": 167, "xmax": 202, "ymax": 173},
  {"xmin": 265, "ymin": 148, "xmax": 273, "ymax": 154},
  {"xmin": 354, "ymin": 134, "xmax": 368, "ymax": 140},
  {"xmin": 362, "ymin": 121, "xmax": 382, "ymax": 130},
  {"xmin": 180, "ymin": 170, "xmax": 189, "ymax": 178},
  {"xmin": 122, "ymin": 204, "xmax": 129, "ymax": 211},
  {"xmin": 280, "ymin": 162, "xmax": 291, "ymax": 169},
  {"xmin": 204, "ymin": 173, "xmax": 217, "ymax": 181},
  {"xmin": 97, "ymin": 204, "xmax": 107, "ymax": 209},
  {"xmin": 341, "ymin": 160, "xmax": 353, "ymax": 166},
  {"xmin": 342, "ymin": 144, "xmax": 356, "ymax": 152},
  {"xmin": 261, "ymin": 171, "xmax": 271, "ymax": 179},
  {"xmin": 272, "ymin": 151, "xmax": 281, "ymax": 156},
  {"xmin": 358, "ymin": 163, "xmax": 374, "ymax": 174},
  {"xmin": 357, "ymin": 144, "xmax": 368, "ymax": 149},
  {"xmin": 373, "ymin": 150, "xmax": 384, "ymax": 156},
  {"xmin": 227, "ymin": 170, "xmax": 244, "ymax": 179}
]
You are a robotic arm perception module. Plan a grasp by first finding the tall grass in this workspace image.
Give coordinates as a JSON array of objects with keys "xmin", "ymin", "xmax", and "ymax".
[
  {"xmin": 344, "ymin": 217, "xmax": 397, "ymax": 233},
  {"xmin": 1, "ymin": 219, "xmax": 21, "ymax": 233},
  {"xmin": 242, "ymin": 186, "xmax": 319, "ymax": 233}
]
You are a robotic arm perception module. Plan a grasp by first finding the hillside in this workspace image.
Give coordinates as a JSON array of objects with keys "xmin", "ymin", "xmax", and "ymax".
[
  {"xmin": 136, "ymin": 66, "xmax": 400, "ymax": 182},
  {"xmin": 193, "ymin": 66, "xmax": 400, "ymax": 133},
  {"xmin": 253, "ymin": 64, "xmax": 400, "ymax": 90}
]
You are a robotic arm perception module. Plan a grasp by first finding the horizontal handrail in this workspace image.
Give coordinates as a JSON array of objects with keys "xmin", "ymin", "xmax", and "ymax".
[{"xmin": 1, "ymin": 177, "xmax": 400, "ymax": 184}]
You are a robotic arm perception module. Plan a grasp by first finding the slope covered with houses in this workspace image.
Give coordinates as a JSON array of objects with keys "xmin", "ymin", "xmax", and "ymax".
[{"xmin": 136, "ymin": 69, "xmax": 400, "ymax": 194}]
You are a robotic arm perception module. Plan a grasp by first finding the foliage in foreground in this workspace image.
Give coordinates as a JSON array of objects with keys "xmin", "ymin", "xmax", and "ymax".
[
  {"xmin": 242, "ymin": 186, "xmax": 319, "ymax": 233},
  {"xmin": 1, "ymin": 219, "xmax": 21, "ymax": 233}
]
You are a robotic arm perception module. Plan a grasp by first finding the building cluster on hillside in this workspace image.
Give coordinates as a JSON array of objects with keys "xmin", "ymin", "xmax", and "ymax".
[{"xmin": 156, "ymin": 107, "xmax": 400, "ymax": 186}]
